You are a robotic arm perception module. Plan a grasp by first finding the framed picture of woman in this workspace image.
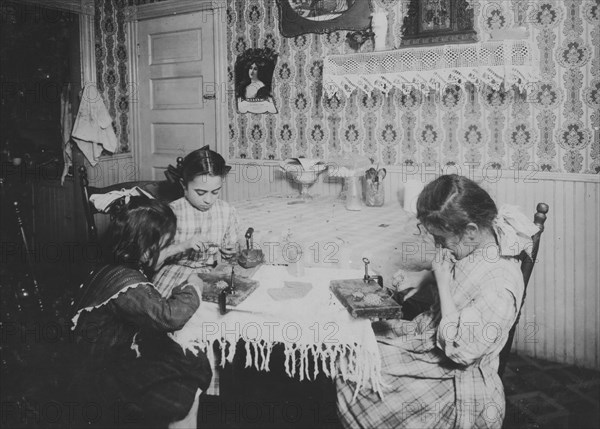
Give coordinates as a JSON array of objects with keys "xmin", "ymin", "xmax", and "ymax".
[
  {"xmin": 235, "ymin": 48, "xmax": 278, "ymax": 114},
  {"xmin": 277, "ymin": 0, "xmax": 371, "ymax": 37}
]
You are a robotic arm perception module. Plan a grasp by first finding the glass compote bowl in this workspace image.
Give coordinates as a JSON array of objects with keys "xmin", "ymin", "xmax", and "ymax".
[{"xmin": 280, "ymin": 158, "xmax": 327, "ymax": 199}]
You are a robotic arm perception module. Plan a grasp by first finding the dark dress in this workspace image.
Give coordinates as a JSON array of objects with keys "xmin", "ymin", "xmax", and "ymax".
[{"xmin": 70, "ymin": 265, "xmax": 212, "ymax": 427}]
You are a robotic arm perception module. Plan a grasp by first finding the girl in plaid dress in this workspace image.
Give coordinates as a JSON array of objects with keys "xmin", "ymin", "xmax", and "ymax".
[
  {"xmin": 153, "ymin": 147, "xmax": 240, "ymax": 297},
  {"xmin": 337, "ymin": 174, "xmax": 538, "ymax": 429}
]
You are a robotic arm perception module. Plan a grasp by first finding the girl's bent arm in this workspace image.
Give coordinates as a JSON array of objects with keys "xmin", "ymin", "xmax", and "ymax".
[
  {"xmin": 112, "ymin": 283, "xmax": 201, "ymax": 331},
  {"xmin": 436, "ymin": 268, "xmax": 520, "ymax": 366}
]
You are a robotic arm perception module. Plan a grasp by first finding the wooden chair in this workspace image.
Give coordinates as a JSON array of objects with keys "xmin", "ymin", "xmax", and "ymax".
[
  {"xmin": 78, "ymin": 158, "xmax": 184, "ymax": 242},
  {"xmin": 498, "ymin": 202, "xmax": 549, "ymax": 377}
]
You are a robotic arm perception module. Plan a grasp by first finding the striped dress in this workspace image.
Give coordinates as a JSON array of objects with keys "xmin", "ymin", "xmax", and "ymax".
[
  {"xmin": 336, "ymin": 247, "xmax": 524, "ymax": 429},
  {"xmin": 153, "ymin": 197, "xmax": 240, "ymax": 297}
]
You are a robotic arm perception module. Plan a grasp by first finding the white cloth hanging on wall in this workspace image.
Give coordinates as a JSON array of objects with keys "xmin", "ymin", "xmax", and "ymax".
[
  {"xmin": 71, "ymin": 86, "xmax": 118, "ymax": 166},
  {"xmin": 323, "ymin": 40, "xmax": 540, "ymax": 97}
]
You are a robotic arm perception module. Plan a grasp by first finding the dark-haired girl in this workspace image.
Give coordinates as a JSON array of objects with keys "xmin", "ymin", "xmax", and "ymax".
[
  {"xmin": 336, "ymin": 174, "xmax": 538, "ymax": 428},
  {"xmin": 153, "ymin": 146, "xmax": 240, "ymax": 298},
  {"xmin": 71, "ymin": 197, "xmax": 212, "ymax": 428}
]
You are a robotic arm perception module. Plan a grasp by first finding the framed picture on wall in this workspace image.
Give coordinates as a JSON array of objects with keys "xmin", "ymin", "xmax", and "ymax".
[
  {"xmin": 235, "ymin": 48, "xmax": 278, "ymax": 114},
  {"xmin": 401, "ymin": 0, "xmax": 477, "ymax": 46},
  {"xmin": 277, "ymin": 0, "xmax": 372, "ymax": 37}
]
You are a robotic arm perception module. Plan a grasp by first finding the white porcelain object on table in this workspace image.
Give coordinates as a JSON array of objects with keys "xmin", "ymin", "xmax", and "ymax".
[
  {"xmin": 327, "ymin": 166, "xmax": 366, "ymax": 211},
  {"xmin": 344, "ymin": 176, "xmax": 363, "ymax": 211},
  {"xmin": 403, "ymin": 179, "xmax": 425, "ymax": 214}
]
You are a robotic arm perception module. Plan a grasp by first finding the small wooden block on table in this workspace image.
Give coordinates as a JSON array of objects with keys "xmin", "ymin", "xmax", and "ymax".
[
  {"xmin": 214, "ymin": 262, "xmax": 262, "ymax": 279},
  {"xmin": 198, "ymin": 272, "xmax": 259, "ymax": 306},
  {"xmin": 330, "ymin": 279, "xmax": 402, "ymax": 319}
]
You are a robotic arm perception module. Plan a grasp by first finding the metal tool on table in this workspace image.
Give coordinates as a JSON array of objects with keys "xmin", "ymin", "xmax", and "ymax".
[
  {"xmin": 218, "ymin": 265, "xmax": 236, "ymax": 315},
  {"xmin": 218, "ymin": 288, "xmax": 227, "ymax": 315},
  {"xmin": 362, "ymin": 257, "xmax": 384, "ymax": 287},
  {"xmin": 237, "ymin": 227, "xmax": 264, "ymax": 268},
  {"xmin": 328, "ymin": 257, "xmax": 401, "ymax": 320},
  {"xmin": 246, "ymin": 228, "xmax": 253, "ymax": 249}
]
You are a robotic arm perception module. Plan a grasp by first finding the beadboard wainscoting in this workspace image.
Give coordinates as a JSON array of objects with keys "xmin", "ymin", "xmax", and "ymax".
[
  {"xmin": 85, "ymin": 153, "xmax": 137, "ymax": 188},
  {"xmin": 480, "ymin": 171, "xmax": 599, "ymax": 370},
  {"xmin": 223, "ymin": 160, "xmax": 600, "ymax": 370},
  {"xmin": 221, "ymin": 160, "xmax": 344, "ymax": 202}
]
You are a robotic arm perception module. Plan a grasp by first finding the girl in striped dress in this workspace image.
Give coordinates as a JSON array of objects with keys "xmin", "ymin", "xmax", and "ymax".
[{"xmin": 153, "ymin": 147, "xmax": 240, "ymax": 297}]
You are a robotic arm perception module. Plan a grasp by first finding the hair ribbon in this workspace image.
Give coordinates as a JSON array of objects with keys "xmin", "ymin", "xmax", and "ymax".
[
  {"xmin": 90, "ymin": 187, "xmax": 154, "ymax": 213},
  {"xmin": 492, "ymin": 204, "xmax": 539, "ymax": 257}
]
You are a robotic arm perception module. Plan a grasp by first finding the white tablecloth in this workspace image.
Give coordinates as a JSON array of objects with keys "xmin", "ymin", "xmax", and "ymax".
[
  {"xmin": 171, "ymin": 265, "xmax": 383, "ymax": 399},
  {"xmin": 229, "ymin": 195, "xmax": 416, "ymax": 288}
]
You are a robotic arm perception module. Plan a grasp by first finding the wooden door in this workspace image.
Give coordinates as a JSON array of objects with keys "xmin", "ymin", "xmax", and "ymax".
[{"xmin": 137, "ymin": 11, "xmax": 217, "ymax": 180}]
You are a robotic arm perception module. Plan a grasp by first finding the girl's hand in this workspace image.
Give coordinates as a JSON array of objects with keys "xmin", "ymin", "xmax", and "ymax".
[
  {"xmin": 431, "ymin": 247, "xmax": 454, "ymax": 288},
  {"xmin": 182, "ymin": 237, "xmax": 219, "ymax": 254},
  {"xmin": 220, "ymin": 246, "xmax": 238, "ymax": 259},
  {"xmin": 392, "ymin": 269, "xmax": 435, "ymax": 300},
  {"xmin": 186, "ymin": 273, "xmax": 204, "ymax": 296},
  {"xmin": 391, "ymin": 268, "xmax": 419, "ymax": 299}
]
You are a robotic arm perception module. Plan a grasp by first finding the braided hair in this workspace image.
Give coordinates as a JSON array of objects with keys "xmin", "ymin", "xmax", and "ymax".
[
  {"xmin": 181, "ymin": 146, "xmax": 231, "ymax": 186},
  {"xmin": 416, "ymin": 174, "xmax": 498, "ymax": 235}
]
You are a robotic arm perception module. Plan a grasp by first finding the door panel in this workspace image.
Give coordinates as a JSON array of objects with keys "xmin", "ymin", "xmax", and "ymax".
[
  {"xmin": 151, "ymin": 76, "xmax": 204, "ymax": 109},
  {"xmin": 152, "ymin": 123, "xmax": 206, "ymax": 154},
  {"xmin": 138, "ymin": 12, "xmax": 216, "ymax": 180}
]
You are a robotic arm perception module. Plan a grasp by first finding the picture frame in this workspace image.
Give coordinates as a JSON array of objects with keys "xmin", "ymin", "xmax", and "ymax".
[
  {"xmin": 235, "ymin": 48, "xmax": 278, "ymax": 114},
  {"xmin": 401, "ymin": 0, "xmax": 477, "ymax": 47},
  {"xmin": 277, "ymin": 0, "xmax": 372, "ymax": 38}
]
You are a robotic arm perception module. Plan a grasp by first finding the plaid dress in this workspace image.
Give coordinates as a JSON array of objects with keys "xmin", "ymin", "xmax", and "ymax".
[
  {"xmin": 153, "ymin": 197, "xmax": 240, "ymax": 297},
  {"xmin": 337, "ymin": 247, "xmax": 524, "ymax": 429}
]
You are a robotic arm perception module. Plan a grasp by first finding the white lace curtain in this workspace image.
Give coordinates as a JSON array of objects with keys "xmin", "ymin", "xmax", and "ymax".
[{"xmin": 323, "ymin": 40, "xmax": 539, "ymax": 97}]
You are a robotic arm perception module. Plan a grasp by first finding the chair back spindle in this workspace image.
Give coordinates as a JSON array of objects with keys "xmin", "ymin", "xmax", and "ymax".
[
  {"xmin": 13, "ymin": 201, "xmax": 45, "ymax": 312},
  {"xmin": 498, "ymin": 202, "xmax": 549, "ymax": 377}
]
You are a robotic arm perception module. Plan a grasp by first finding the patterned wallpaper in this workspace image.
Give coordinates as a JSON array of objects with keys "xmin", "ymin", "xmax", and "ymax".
[
  {"xmin": 226, "ymin": 0, "xmax": 599, "ymax": 174},
  {"xmin": 95, "ymin": 0, "xmax": 130, "ymax": 153},
  {"xmin": 96, "ymin": 0, "xmax": 599, "ymax": 173}
]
